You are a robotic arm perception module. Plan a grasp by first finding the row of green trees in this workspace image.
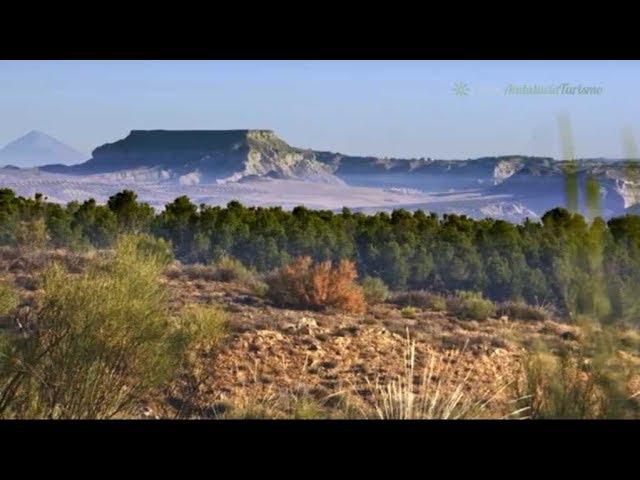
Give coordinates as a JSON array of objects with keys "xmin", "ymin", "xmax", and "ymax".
[{"xmin": 2, "ymin": 188, "xmax": 640, "ymax": 324}]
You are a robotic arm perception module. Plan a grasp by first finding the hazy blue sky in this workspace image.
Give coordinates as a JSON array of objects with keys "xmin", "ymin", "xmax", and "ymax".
[{"xmin": 0, "ymin": 60, "xmax": 638, "ymax": 159}]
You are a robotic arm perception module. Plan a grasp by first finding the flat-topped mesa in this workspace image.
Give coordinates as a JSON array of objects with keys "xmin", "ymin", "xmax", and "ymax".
[
  {"xmin": 62, "ymin": 129, "xmax": 341, "ymax": 185},
  {"xmin": 97, "ymin": 129, "xmax": 277, "ymax": 153}
]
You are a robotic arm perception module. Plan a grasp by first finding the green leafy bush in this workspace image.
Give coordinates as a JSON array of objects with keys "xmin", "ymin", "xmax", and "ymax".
[
  {"xmin": 178, "ymin": 304, "xmax": 227, "ymax": 347},
  {"xmin": 446, "ymin": 291, "xmax": 496, "ymax": 321},
  {"xmin": 400, "ymin": 306, "xmax": 419, "ymax": 319},
  {"xmin": 248, "ymin": 279, "xmax": 269, "ymax": 298},
  {"xmin": 0, "ymin": 283, "xmax": 18, "ymax": 316},
  {"xmin": 130, "ymin": 234, "xmax": 174, "ymax": 267},
  {"xmin": 361, "ymin": 276, "xmax": 389, "ymax": 305},
  {"xmin": 497, "ymin": 301, "xmax": 550, "ymax": 322},
  {"xmin": 0, "ymin": 234, "xmax": 192, "ymax": 419},
  {"xmin": 393, "ymin": 290, "xmax": 446, "ymax": 311},
  {"xmin": 210, "ymin": 255, "xmax": 268, "ymax": 296},
  {"xmin": 212, "ymin": 255, "xmax": 255, "ymax": 283}
]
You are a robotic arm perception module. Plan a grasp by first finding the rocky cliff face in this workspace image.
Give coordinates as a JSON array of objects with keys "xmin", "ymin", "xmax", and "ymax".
[
  {"xmin": 317, "ymin": 154, "xmax": 554, "ymax": 191},
  {"xmin": 489, "ymin": 160, "xmax": 640, "ymax": 216}
]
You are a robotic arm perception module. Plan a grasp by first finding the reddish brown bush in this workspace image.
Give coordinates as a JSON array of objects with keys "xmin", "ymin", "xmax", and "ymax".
[{"xmin": 266, "ymin": 256, "xmax": 366, "ymax": 313}]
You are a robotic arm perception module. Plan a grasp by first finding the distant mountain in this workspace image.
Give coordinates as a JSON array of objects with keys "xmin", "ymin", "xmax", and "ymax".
[
  {"xmin": 40, "ymin": 129, "xmax": 560, "ymax": 191},
  {"xmin": 29, "ymin": 128, "xmax": 640, "ymax": 220},
  {"xmin": 0, "ymin": 130, "xmax": 87, "ymax": 168}
]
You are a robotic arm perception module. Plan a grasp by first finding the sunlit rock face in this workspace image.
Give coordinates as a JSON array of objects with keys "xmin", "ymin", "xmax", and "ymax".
[{"xmin": 493, "ymin": 158, "xmax": 525, "ymax": 184}]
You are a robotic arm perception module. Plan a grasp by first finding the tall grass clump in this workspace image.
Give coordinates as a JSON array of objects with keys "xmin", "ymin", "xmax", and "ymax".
[
  {"xmin": 14, "ymin": 218, "xmax": 49, "ymax": 250},
  {"xmin": 0, "ymin": 234, "xmax": 191, "ymax": 419},
  {"xmin": 266, "ymin": 256, "xmax": 366, "ymax": 313},
  {"xmin": 363, "ymin": 334, "xmax": 509, "ymax": 419},
  {"xmin": 514, "ymin": 320, "xmax": 640, "ymax": 418},
  {"xmin": 514, "ymin": 346, "xmax": 601, "ymax": 419}
]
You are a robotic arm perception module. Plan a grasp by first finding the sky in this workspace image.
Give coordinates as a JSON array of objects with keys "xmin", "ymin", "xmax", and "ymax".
[{"xmin": 0, "ymin": 60, "xmax": 638, "ymax": 159}]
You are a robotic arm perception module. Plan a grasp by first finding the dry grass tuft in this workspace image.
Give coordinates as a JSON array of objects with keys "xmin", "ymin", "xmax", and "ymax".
[{"xmin": 362, "ymin": 333, "xmax": 513, "ymax": 419}]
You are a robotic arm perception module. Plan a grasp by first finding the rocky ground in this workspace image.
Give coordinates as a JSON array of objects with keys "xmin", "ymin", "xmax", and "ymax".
[{"xmin": 148, "ymin": 266, "xmax": 587, "ymax": 419}]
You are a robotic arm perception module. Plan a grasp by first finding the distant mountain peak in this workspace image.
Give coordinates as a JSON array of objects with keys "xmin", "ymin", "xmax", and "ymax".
[
  {"xmin": 0, "ymin": 131, "xmax": 86, "ymax": 168},
  {"xmin": 14, "ymin": 130, "xmax": 64, "ymax": 145},
  {"xmin": 25, "ymin": 129, "xmax": 47, "ymax": 136}
]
